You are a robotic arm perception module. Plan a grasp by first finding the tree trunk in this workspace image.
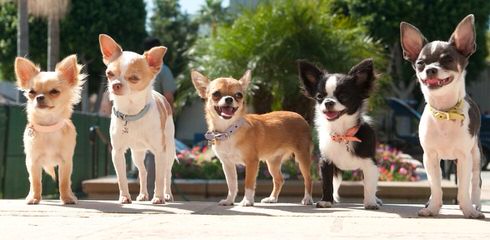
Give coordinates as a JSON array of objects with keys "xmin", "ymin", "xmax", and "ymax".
[
  {"xmin": 17, "ymin": 0, "xmax": 29, "ymax": 57},
  {"xmin": 47, "ymin": 16, "xmax": 59, "ymax": 71}
]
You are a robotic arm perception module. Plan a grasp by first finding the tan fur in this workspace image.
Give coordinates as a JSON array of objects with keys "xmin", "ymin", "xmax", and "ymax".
[
  {"xmin": 192, "ymin": 70, "xmax": 313, "ymax": 206},
  {"xmin": 14, "ymin": 55, "xmax": 85, "ymax": 205}
]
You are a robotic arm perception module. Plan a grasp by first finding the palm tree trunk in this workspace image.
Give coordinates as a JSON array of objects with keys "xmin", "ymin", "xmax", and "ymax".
[
  {"xmin": 17, "ymin": 0, "xmax": 29, "ymax": 57},
  {"xmin": 47, "ymin": 16, "xmax": 59, "ymax": 71}
]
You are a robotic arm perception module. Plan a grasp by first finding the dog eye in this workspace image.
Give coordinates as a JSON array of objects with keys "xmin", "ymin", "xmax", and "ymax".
[
  {"xmin": 315, "ymin": 93, "xmax": 324, "ymax": 101},
  {"xmin": 416, "ymin": 60, "xmax": 425, "ymax": 67},
  {"xmin": 440, "ymin": 55, "xmax": 453, "ymax": 64},
  {"xmin": 106, "ymin": 71, "xmax": 115, "ymax": 78},
  {"xmin": 49, "ymin": 89, "xmax": 60, "ymax": 96},
  {"xmin": 128, "ymin": 76, "xmax": 139, "ymax": 82},
  {"xmin": 212, "ymin": 91, "xmax": 221, "ymax": 101},
  {"xmin": 234, "ymin": 92, "xmax": 243, "ymax": 100},
  {"xmin": 28, "ymin": 89, "xmax": 36, "ymax": 96}
]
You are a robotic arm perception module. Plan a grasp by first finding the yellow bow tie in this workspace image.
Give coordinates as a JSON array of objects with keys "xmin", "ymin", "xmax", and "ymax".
[{"xmin": 429, "ymin": 100, "xmax": 465, "ymax": 121}]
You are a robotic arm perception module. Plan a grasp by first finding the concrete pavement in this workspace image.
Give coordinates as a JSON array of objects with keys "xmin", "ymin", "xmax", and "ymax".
[{"xmin": 0, "ymin": 200, "xmax": 489, "ymax": 239}]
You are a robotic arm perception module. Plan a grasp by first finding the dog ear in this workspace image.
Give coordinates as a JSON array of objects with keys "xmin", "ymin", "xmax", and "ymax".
[
  {"xmin": 14, "ymin": 57, "xmax": 40, "ymax": 90},
  {"xmin": 144, "ymin": 46, "xmax": 167, "ymax": 74},
  {"xmin": 297, "ymin": 60, "xmax": 323, "ymax": 98},
  {"xmin": 99, "ymin": 34, "xmax": 123, "ymax": 65},
  {"xmin": 191, "ymin": 70, "xmax": 210, "ymax": 99},
  {"xmin": 348, "ymin": 58, "xmax": 375, "ymax": 92},
  {"xmin": 449, "ymin": 14, "xmax": 476, "ymax": 57},
  {"xmin": 239, "ymin": 70, "xmax": 252, "ymax": 90},
  {"xmin": 56, "ymin": 54, "xmax": 80, "ymax": 86},
  {"xmin": 400, "ymin": 22, "xmax": 427, "ymax": 63}
]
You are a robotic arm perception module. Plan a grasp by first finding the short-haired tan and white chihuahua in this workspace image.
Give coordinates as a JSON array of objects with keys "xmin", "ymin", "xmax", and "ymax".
[
  {"xmin": 99, "ymin": 34, "xmax": 176, "ymax": 204},
  {"xmin": 15, "ymin": 55, "xmax": 85, "ymax": 204},
  {"xmin": 191, "ymin": 70, "xmax": 313, "ymax": 206}
]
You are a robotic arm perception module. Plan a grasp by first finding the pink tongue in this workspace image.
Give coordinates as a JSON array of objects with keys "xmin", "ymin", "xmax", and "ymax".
[
  {"xmin": 426, "ymin": 78, "xmax": 439, "ymax": 85},
  {"xmin": 325, "ymin": 111, "xmax": 339, "ymax": 119},
  {"xmin": 221, "ymin": 107, "xmax": 234, "ymax": 116}
]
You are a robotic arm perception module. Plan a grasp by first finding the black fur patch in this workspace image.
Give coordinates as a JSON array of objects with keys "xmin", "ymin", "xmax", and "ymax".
[
  {"xmin": 466, "ymin": 95, "xmax": 481, "ymax": 137},
  {"xmin": 353, "ymin": 121, "xmax": 377, "ymax": 163}
]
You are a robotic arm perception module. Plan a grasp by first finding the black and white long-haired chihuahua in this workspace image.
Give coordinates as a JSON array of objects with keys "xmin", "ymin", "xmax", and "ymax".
[
  {"xmin": 401, "ymin": 15, "xmax": 485, "ymax": 219},
  {"xmin": 298, "ymin": 58, "xmax": 382, "ymax": 209}
]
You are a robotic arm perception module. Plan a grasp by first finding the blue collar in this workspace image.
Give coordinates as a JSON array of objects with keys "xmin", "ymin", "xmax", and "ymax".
[{"xmin": 112, "ymin": 103, "xmax": 152, "ymax": 122}]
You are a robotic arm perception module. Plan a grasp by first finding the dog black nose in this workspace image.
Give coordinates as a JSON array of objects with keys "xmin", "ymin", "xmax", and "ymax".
[
  {"xmin": 425, "ymin": 68, "xmax": 438, "ymax": 78},
  {"xmin": 324, "ymin": 99, "xmax": 335, "ymax": 109},
  {"xmin": 224, "ymin": 96, "xmax": 233, "ymax": 104},
  {"xmin": 36, "ymin": 95, "xmax": 45, "ymax": 102}
]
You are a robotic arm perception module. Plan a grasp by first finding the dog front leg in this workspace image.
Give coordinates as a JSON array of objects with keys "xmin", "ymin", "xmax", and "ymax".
[
  {"xmin": 132, "ymin": 150, "xmax": 149, "ymax": 201},
  {"xmin": 58, "ymin": 156, "xmax": 77, "ymax": 204},
  {"xmin": 152, "ymin": 152, "xmax": 166, "ymax": 204},
  {"xmin": 25, "ymin": 160, "xmax": 42, "ymax": 204},
  {"xmin": 418, "ymin": 152, "xmax": 442, "ymax": 217},
  {"xmin": 362, "ymin": 161, "xmax": 381, "ymax": 210},
  {"xmin": 316, "ymin": 159, "xmax": 334, "ymax": 208},
  {"xmin": 471, "ymin": 144, "xmax": 482, "ymax": 211},
  {"xmin": 219, "ymin": 161, "xmax": 237, "ymax": 206},
  {"xmin": 112, "ymin": 148, "xmax": 131, "ymax": 204},
  {"xmin": 240, "ymin": 159, "xmax": 259, "ymax": 206},
  {"xmin": 457, "ymin": 154, "xmax": 485, "ymax": 219}
]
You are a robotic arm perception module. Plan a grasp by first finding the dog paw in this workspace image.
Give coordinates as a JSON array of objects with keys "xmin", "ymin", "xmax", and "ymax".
[
  {"xmin": 462, "ymin": 208, "xmax": 485, "ymax": 219},
  {"xmin": 164, "ymin": 194, "xmax": 174, "ymax": 202},
  {"xmin": 218, "ymin": 199, "xmax": 234, "ymax": 206},
  {"xmin": 364, "ymin": 199, "xmax": 381, "ymax": 210},
  {"xmin": 25, "ymin": 195, "xmax": 41, "ymax": 205},
  {"xmin": 364, "ymin": 204, "xmax": 380, "ymax": 210},
  {"xmin": 119, "ymin": 196, "xmax": 132, "ymax": 204},
  {"xmin": 151, "ymin": 197, "xmax": 166, "ymax": 204},
  {"xmin": 60, "ymin": 194, "xmax": 77, "ymax": 205},
  {"xmin": 418, "ymin": 207, "xmax": 439, "ymax": 217},
  {"xmin": 239, "ymin": 198, "xmax": 254, "ymax": 207},
  {"xmin": 315, "ymin": 201, "xmax": 333, "ymax": 208},
  {"xmin": 136, "ymin": 194, "xmax": 149, "ymax": 201},
  {"xmin": 260, "ymin": 196, "xmax": 278, "ymax": 204},
  {"xmin": 301, "ymin": 196, "xmax": 314, "ymax": 205}
]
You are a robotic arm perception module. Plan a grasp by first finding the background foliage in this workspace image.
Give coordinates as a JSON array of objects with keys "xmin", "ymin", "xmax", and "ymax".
[
  {"xmin": 177, "ymin": 0, "xmax": 387, "ymax": 121},
  {"xmin": 0, "ymin": 0, "xmax": 147, "ymax": 94},
  {"xmin": 331, "ymin": 0, "xmax": 490, "ymax": 100}
]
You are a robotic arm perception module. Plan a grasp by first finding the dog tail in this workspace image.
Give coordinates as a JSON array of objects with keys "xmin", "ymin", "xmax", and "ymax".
[{"xmin": 43, "ymin": 166, "xmax": 56, "ymax": 180}]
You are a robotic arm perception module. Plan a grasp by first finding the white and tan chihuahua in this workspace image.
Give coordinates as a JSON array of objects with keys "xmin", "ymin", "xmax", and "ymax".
[
  {"xmin": 15, "ymin": 55, "xmax": 85, "ymax": 204},
  {"xmin": 99, "ymin": 34, "xmax": 176, "ymax": 204},
  {"xmin": 401, "ymin": 15, "xmax": 485, "ymax": 218},
  {"xmin": 191, "ymin": 70, "xmax": 313, "ymax": 206}
]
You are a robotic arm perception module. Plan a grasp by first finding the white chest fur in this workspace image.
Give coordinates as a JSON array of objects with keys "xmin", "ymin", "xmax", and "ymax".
[
  {"xmin": 419, "ymin": 102, "xmax": 477, "ymax": 159},
  {"xmin": 212, "ymin": 137, "xmax": 244, "ymax": 165}
]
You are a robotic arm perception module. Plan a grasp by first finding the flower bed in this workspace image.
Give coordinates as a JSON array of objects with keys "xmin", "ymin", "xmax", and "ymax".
[{"xmin": 174, "ymin": 144, "xmax": 421, "ymax": 182}]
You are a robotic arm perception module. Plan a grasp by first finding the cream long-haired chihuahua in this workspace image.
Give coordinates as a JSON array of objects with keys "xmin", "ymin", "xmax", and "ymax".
[
  {"xmin": 15, "ymin": 55, "xmax": 85, "ymax": 204},
  {"xmin": 99, "ymin": 34, "xmax": 176, "ymax": 204},
  {"xmin": 191, "ymin": 70, "xmax": 313, "ymax": 206}
]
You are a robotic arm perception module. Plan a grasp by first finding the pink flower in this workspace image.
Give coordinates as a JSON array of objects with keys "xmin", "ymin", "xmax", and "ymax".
[{"xmin": 398, "ymin": 167, "xmax": 408, "ymax": 175}]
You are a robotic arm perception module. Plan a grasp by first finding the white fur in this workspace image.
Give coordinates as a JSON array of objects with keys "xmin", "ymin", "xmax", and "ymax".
[
  {"xmin": 417, "ymin": 68, "xmax": 484, "ymax": 218},
  {"xmin": 315, "ymin": 100, "xmax": 380, "ymax": 208},
  {"xmin": 109, "ymin": 53, "xmax": 175, "ymax": 204}
]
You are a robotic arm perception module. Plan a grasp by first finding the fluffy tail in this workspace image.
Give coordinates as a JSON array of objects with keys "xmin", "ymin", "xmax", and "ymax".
[{"xmin": 43, "ymin": 167, "xmax": 56, "ymax": 181}]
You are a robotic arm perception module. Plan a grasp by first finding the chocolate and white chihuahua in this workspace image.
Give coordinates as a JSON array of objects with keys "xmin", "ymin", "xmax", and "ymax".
[
  {"xmin": 401, "ymin": 14, "xmax": 485, "ymax": 218},
  {"xmin": 298, "ymin": 59, "xmax": 382, "ymax": 209}
]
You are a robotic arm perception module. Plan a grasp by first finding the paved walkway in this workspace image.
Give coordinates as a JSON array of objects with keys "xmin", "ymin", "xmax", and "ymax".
[{"xmin": 1, "ymin": 200, "xmax": 489, "ymax": 239}]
